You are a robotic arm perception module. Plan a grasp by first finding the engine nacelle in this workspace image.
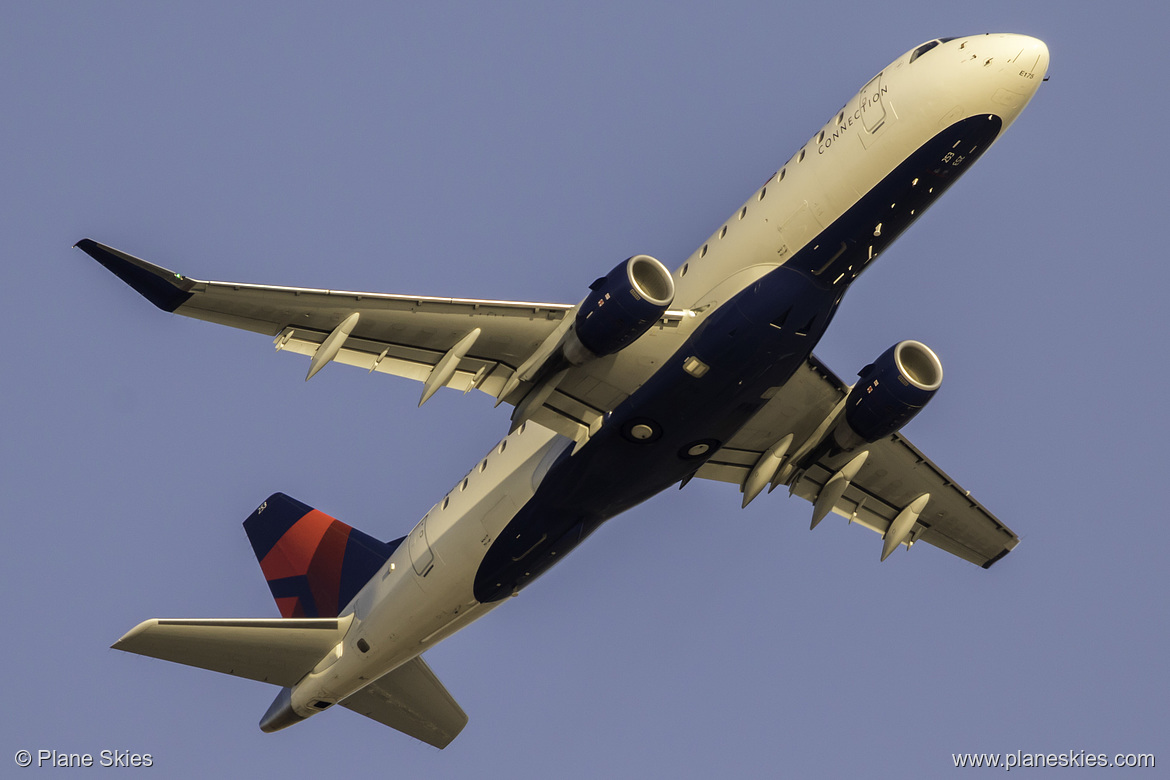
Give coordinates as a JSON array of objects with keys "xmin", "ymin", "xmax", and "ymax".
[
  {"xmin": 564, "ymin": 255, "xmax": 675, "ymax": 364},
  {"xmin": 835, "ymin": 340, "xmax": 943, "ymax": 447}
]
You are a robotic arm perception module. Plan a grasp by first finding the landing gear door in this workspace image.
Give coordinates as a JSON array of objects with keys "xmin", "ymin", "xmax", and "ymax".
[{"xmin": 408, "ymin": 515, "xmax": 435, "ymax": 577}]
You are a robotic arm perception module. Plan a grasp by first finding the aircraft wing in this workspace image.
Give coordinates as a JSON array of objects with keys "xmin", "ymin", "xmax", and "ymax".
[
  {"xmin": 77, "ymin": 239, "xmax": 689, "ymax": 441},
  {"xmin": 76, "ymin": 238, "xmax": 567, "ymax": 396},
  {"xmin": 696, "ymin": 356, "xmax": 1019, "ymax": 567}
]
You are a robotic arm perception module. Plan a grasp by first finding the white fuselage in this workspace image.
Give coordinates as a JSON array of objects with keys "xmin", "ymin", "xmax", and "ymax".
[{"xmin": 287, "ymin": 33, "xmax": 1048, "ymax": 719}]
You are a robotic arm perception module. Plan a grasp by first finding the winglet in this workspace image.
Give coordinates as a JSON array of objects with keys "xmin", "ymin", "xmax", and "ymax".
[{"xmin": 75, "ymin": 238, "xmax": 196, "ymax": 312}]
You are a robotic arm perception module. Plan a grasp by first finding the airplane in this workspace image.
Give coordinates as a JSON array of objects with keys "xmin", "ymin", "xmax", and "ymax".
[{"xmin": 79, "ymin": 33, "xmax": 1048, "ymax": 748}]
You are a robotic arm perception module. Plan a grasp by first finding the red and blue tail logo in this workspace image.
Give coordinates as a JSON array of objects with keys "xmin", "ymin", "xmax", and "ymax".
[{"xmin": 243, "ymin": 493, "xmax": 399, "ymax": 618}]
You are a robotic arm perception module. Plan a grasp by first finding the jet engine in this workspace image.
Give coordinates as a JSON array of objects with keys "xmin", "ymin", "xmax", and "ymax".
[
  {"xmin": 563, "ymin": 255, "xmax": 675, "ymax": 364},
  {"xmin": 833, "ymin": 340, "xmax": 942, "ymax": 448}
]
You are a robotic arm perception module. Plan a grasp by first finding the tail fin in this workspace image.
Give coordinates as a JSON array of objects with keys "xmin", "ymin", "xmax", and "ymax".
[{"xmin": 244, "ymin": 493, "xmax": 399, "ymax": 618}]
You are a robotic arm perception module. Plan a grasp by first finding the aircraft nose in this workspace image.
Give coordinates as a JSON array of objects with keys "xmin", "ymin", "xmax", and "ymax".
[
  {"xmin": 999, "ymin": 35, "xmax": 1048, "ymax": 115},
  {"xmin": 952, "ymin": 33, "xmax": 1049, "ymax": 82},
  {"xmin": 1010, "ymin": 35, "xmax": 1049, "ymax": 83},
  {"xmin": 950, "ymin": 34, "xmax": 1049, "ymax": 122}
]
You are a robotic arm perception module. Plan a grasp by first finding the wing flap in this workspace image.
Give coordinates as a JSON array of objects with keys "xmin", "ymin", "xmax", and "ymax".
[
  {"xmin": 274, "ymin": 326, "xmax": 509, "ymax": 394},
  {"xmin": 340, "ymin": 656, "xmax": 468, "ymax": 749},
  {"xmin": 111, "ymin": 617, "xmax": 349, "ymax": 686}
]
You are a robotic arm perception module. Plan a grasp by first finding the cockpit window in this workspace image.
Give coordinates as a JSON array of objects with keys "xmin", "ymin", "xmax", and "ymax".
[{"xmin": 910, "ymin": 40, "xmax": 940, "ymax": 63}]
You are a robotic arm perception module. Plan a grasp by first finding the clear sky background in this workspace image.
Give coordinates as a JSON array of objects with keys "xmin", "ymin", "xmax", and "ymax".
[{"xmin": 4, "ymin": 2, "xmax": 1166, "ymax": 777}]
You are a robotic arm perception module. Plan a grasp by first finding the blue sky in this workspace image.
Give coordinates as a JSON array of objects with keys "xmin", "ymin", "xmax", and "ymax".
[{"xmin": 4, "ymin": 2, "xmax": 1167, "ymax": 777}]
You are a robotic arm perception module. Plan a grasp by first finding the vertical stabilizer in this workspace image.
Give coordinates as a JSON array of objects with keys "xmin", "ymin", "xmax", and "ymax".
[{"xmin": 243, "ymin": 493, "xmax": 399, "ymax": 618}]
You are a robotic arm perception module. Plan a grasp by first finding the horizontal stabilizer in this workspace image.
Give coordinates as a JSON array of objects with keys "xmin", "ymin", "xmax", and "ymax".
[
  {"xmin": 112, "ymin": 616, "xmax": 350, "ymax": 687},
  {"xmin": 341, "ymin": 656, "xmax": 468, "ymax": 749}
]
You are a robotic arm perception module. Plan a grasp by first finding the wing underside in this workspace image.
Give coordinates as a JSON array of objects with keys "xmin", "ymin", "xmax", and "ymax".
[
  {"xmin": 698, "ymin": 357, "xmax": 1018, "ymax": 567},
  {"xmin": 76, "ymin": 239, "xmax": 686, "ymax": 444}
]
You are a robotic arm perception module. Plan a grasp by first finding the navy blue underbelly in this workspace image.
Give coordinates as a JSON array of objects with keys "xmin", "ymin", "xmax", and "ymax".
[{"xmin": 473, "ymin": 113, "xmax": 1003, "ymax": 602}]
